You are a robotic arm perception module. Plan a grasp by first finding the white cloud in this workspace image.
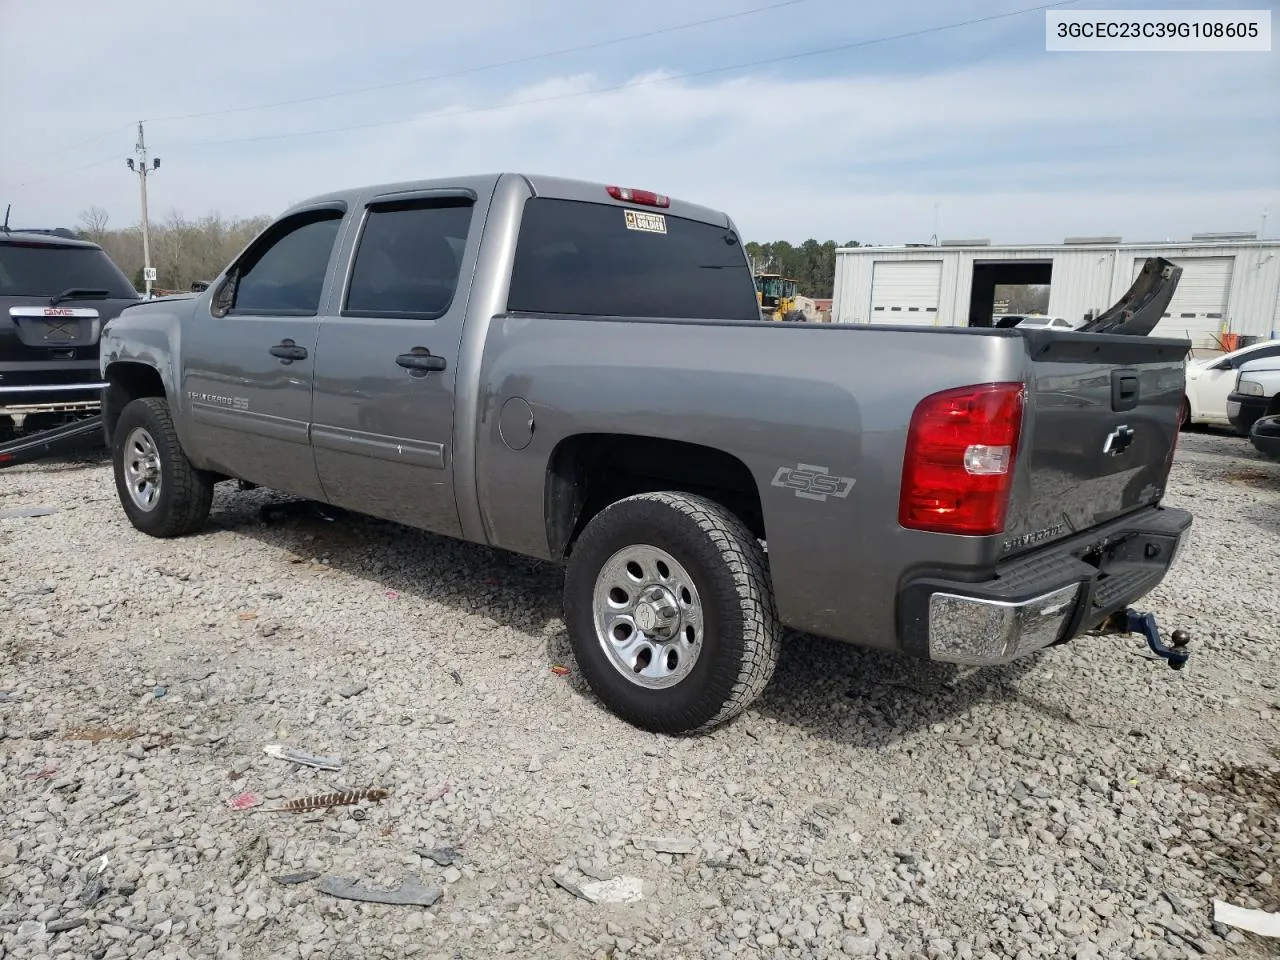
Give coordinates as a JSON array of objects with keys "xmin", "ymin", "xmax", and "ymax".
[{"xmin": 2, "ymin": 2, "xmax": 1275, "ymax": 244}]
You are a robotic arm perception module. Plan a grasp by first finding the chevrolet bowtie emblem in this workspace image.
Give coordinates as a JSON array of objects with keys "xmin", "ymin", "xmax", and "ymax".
[{"xmin": 1103, "ymin": 424, "xmax": 1135, "ymax": 456}]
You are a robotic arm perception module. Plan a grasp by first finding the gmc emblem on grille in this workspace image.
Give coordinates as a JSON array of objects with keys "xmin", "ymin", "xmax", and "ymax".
[{"xmin": 1102, "ymin": 424, "xmax": 1135, "ymax": 456}]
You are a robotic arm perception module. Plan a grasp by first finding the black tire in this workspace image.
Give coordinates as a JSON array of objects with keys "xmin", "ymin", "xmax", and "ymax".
[
  {"xmin": 563, "ymin": 492, "xmax": 780, "ymax": 735},
  {"xmin": 1178, "ymin": 395, "xmax": 1190, "ymax": 430},
  {"xmin": 112, "ymin": 397, "xmax": 214, "ymax": 538}
]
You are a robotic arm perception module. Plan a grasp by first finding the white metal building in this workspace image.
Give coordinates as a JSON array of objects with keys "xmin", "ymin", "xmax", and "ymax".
[{"xmin": 832, "ymin": 237, "xmax": 1280, "ymax": 350}]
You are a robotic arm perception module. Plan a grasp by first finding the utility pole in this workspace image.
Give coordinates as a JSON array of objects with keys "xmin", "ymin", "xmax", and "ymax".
[{"xmin": 126, "ymin": 122, "xmax": 160, "ymax": 298}]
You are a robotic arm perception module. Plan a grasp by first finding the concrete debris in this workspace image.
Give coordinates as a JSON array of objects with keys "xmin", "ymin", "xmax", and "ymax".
[{"xmin": 318, "ymin": 876, "xmax": 443, "ymax": 907}]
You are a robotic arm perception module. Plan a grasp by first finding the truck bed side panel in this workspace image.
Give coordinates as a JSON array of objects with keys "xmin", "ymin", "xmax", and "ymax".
[{"xmin": 474, "ymin": 318, "xmax": 1025, "ymax": 647}]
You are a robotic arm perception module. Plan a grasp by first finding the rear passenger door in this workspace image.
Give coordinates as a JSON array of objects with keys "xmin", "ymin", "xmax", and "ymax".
[{"xmin": 310, "ymin": 190, "xmax": 480, "ymax": 536}]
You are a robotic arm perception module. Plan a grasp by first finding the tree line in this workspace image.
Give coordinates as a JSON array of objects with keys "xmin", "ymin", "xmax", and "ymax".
[
  {"xmin": 74, "ymin": 207, "xmax": 858, "ymax": 300},
  {"xmin": 76, "ymin": 206, "xmax": 271, "ymax": 295},
  {"xmin": 744, "ymin": 239, "xmax": 861, "ymax": 299}
]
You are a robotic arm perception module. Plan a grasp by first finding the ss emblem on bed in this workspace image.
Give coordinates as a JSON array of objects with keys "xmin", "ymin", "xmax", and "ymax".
[{"xmin": 771, "ymin": 463, "xmax": 855, "ymax": 502}]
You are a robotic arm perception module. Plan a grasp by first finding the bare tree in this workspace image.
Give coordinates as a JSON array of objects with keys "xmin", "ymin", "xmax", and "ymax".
[
  {"xmin": 76, "ymin": 208, "xmax": 271, "ymax": 293},
  {"xmin": 77, "ymin": 206, "xmax": 111, "ymax": 245},
  {"xmin": 997, "ymin": 284, "xmax": 1051, "ymax": 314}
]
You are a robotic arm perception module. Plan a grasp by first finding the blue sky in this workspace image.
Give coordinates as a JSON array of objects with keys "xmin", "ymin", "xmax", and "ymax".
[{"xmin": 1, "ymin": 0, "xmax": 1275, "ymax": 244}]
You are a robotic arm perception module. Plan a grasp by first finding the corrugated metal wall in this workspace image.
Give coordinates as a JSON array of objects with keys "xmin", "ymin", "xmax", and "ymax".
[{"xmin": 833, "ymin": 242, "xmax": 1280, "ymax": 345}]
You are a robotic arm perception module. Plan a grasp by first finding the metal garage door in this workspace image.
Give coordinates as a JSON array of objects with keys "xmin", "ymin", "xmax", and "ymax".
[
  {"xmin": 870, "ymin": 261, "xmax": 942, "ymax": 325},
  {"xmin": 1132, "ymin": 256, "xmax": 1233, "ymax": 346}
]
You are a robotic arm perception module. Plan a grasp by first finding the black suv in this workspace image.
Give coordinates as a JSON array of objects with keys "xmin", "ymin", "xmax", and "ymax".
[{"xmin": 0, "ymin": 229, "xmax": 140, "ymax": 438}]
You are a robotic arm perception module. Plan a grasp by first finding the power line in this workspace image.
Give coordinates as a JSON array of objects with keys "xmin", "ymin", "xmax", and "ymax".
[
  {"xmin": 6, "ymin": 153, "xmax": 122, "ymax": 189},
  {"xmin": 170, "ymin": 0, "xmax": 1082, "ymax": 150},
  {"xmin": 144, "ymin": 0, "xmax": 812, "ymax": 123},
  {"xmin": 0, "ymin": 127, "xmax": 130, "ymax": 179}
]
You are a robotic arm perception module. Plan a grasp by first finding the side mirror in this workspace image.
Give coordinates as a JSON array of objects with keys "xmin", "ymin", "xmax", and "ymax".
[{"xmin": 210, "ymin": 272, "xmax": 237, "ymax": 318}]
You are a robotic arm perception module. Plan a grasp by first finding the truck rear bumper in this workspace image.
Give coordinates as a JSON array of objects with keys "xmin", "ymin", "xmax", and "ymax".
[{"xmin": 897, "ymin": 505, "xmax": 1192, "ymax": 666}]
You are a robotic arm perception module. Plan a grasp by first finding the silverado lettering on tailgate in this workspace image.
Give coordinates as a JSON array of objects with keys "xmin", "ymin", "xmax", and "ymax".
[{"xmin": 1001, "ymin": 523, "xmax": 1067, "ymax": 554}]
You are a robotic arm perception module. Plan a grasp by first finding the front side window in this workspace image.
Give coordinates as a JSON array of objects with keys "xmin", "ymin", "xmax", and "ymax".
[
  {"xmin": 217, "ymin": 211, "xmax": 343, "ymax": 317},
  {"xmin": 344, "ymin": 199, "xmax": 473, "ymax": 319},
  {"xmin": 507, "ymin": 198, "xmax": 759, "ymax": 321}
]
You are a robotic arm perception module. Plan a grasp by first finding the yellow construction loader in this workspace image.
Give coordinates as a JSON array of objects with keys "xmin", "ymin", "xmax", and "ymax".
[{"xmin": 754, "ymin": 273, "xmax": 803, "ymax": 321}]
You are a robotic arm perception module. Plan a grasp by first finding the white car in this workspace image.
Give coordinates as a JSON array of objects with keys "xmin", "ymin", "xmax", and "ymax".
[
  {"xmin": 1015, "ymin": 315, "xmax": 1075, "ymax": 330},
  {"xmin": 993, "ymin": 314, "xmax": 1076, "ymax": 330},
  {"xmin": 1183, "ymin": 338, "xmax": 1280, "ymax": 428}
]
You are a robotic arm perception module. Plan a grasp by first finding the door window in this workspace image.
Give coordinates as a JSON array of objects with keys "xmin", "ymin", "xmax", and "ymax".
[
  {"xmin": 213, "ymin": 210, "xmax": 344, "ymax": 317},
  {"xmin": 343, "ymin": 199, "xmax": 474, "ymax": 319}
]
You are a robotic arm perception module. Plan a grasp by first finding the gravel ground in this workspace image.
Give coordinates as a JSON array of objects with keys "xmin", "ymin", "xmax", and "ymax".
[{"xmin": 1, "ymin": 429, "xmax": 1277, "ymax": 960}]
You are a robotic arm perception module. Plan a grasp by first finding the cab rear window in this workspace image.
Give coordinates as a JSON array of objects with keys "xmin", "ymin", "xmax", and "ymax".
[
  {"xmin": 506, "ymin": 198, "xmax": 759, "ymax": 321},
  {"xmin": 0, "ymin": 243, "xmax": 137, "ymax": 299}
]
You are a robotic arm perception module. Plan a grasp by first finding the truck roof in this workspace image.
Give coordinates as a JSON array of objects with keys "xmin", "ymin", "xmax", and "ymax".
[{"xmin": 292, "ymin": 172, "xmax": 735, "ymax": 231}]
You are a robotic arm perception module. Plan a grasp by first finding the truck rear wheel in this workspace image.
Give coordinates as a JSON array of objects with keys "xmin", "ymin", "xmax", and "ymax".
[
  {"xmin": 112, "ymin": 397, "xmax": 214, "ymax": 538},
  {"xmin": 563, "ymin": 492, "xmax": 780, "ymax": 734}
]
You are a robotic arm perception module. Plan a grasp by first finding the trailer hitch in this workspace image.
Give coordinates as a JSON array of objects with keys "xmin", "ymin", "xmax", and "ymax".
[{"xmin": 1100, "ymin": 608, "xmax": 1191, "ymax": 670}]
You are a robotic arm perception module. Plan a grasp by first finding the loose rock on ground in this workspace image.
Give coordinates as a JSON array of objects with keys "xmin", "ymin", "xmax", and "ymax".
[{"xmin": 1, "ymin": 431, "xmax": 1277, "ymax": 959}]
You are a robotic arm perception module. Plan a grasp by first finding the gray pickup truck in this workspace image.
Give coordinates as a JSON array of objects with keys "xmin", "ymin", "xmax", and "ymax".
[{"xmin": 98, "ymin": 172, "xmax": 1193, "ymax": 734}]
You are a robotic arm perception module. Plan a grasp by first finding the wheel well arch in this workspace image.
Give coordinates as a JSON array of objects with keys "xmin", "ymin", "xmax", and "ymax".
[
  {"xmin": 103, "ymin": 362, "xmax": 166, "ymax": 444},
  {"xmin": 545, "ymin": 433, "xmax": 765, "ymax": 559}
]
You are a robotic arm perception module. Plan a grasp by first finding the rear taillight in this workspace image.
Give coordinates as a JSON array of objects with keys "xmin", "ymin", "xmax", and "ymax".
[
  {"xmin": 606, "ymin": 185, "xmax": 670, "ymax": 207},
  {"xmin": 899, "ymin": 382, "xmax": 1026, "ymax": 536}
]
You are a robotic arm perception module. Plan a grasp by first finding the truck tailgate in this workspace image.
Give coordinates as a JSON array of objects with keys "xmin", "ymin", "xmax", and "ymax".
[{"xmin": 1002, "ymin": 330, "xmax": 1189, "ymax": 557}]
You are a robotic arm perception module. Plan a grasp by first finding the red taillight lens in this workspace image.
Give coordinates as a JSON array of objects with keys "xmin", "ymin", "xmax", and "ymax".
[
  {"xmin": 899, "ymin": 382, "xmax": 1026, "ymax": 536},
  {"xmin": 606, "ymin": 185, "xmax": 670, "ymax": 207}
]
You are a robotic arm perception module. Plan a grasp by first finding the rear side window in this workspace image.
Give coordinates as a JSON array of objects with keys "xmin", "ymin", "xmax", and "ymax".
[
  {"xmin": 221, "ymin": 211, "xmax": 343, "ymax": 316},
  {"xmin": 344, "ymin": 199, "xmax": 472, "ymax": 319},
  {"xmin": 0, "ymin": 243, "xmax": 137, "ymax": 299},
  {"xmin": 507, "ymin": 198, "xmax": 759, "ymax": 321}
]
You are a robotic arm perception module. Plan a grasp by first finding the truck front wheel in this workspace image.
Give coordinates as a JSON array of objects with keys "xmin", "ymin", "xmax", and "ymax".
[
  {"xmin": 563, "ymin": 492, "xmax": 780, "ymax": 734},
  {"xmin": 111, "ymin": 397, "xmax": 214, "ymax": 538}
]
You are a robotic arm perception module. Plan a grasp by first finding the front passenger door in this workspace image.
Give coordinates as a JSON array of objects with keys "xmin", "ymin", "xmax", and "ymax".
[{"xmin": 182, "ymin": 205, "xmax": 346, "ymax": 498}]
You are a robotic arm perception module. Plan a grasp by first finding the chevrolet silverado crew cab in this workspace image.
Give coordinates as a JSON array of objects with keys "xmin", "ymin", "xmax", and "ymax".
[
  {"xmin": 1, "ymin": 228, "xmax": 140, "ymax": 440},
  {"xmin": 98, "ymin": 173, "xmax": 1193, "ymax": 734}
]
